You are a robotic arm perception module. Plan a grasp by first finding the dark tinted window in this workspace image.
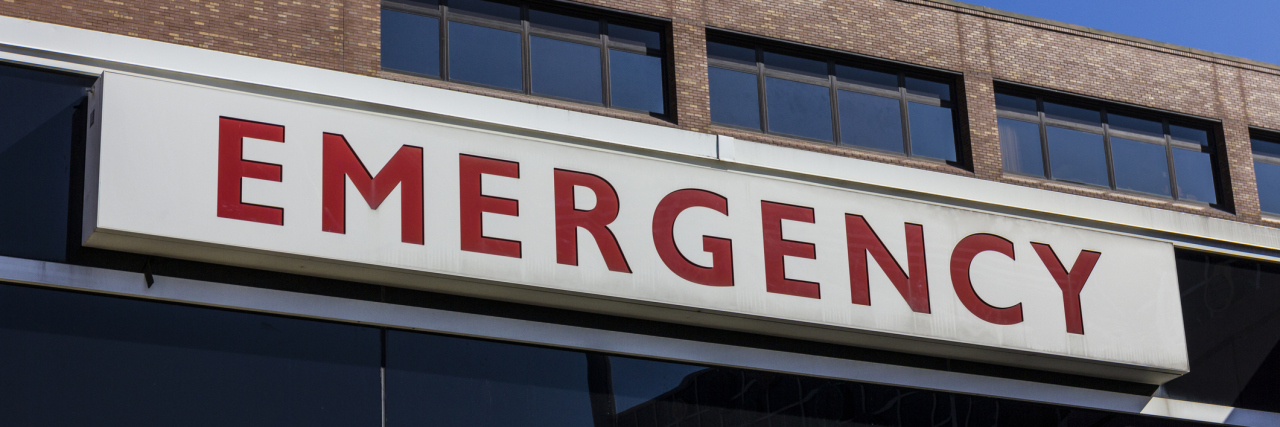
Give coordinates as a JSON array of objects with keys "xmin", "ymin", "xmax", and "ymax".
[
  {"xmin": 765, "ymin": 77, "xmax": 832, "ymax": 141},
  {"xmin": 996, "ymin": 87, "xmax": 1221, "ymax": 204},
  {"xmin": 838, "ymin": 90, "xmax": 903, "ymax": 152},
  {"xmin": 1253, "ymin": 133, "xmax": 1280, "ymax": 214},
  {"xmin": 1166, "ymin": 250, "xmax": 1280, "ymax": 413},
  {"xmin": 609, "ymin": 50, "xmax": 664, "ymax": 114},
  {"xmin": 529, "ymin": 9, "xmax": 597, "ymax": 37},
  {"xmin": 1046, "ymin": 126, "xmax": 1109, "ymax": 187},
  {"xmin": 0, "ymin": 283, "xmax": 382, "ymax": 426},
  {"xmin": 608, "ymin": 24, "xmax": 660, "ymax": 50},
  {"xmin": 0, "ymin": 63, "xmax": 93, "ymax": 262},
  {"xmin": 382, "ymin": 11, "xmax": 441, "ymax": 76},
  {"xmin": 530, "ymin": 36, "xmax": 603, "ymax": 103},
  {"xmin": 448, "ymin": 0, "xmax": 519, "ymax": 22},
  {"xmin": 708, "ymin": 35, "xmax": 961, "ymax": 164},
  {"xmin": 708, "ymin": 67, "xmax": 760, "ymax": 129},
  {"xmin": 998, "ymin": 117, "xmax": 1044, "ymax": 176},
  {"xmin": 448, "ymin": 22, "xmax": 523, "ymax": 90}
]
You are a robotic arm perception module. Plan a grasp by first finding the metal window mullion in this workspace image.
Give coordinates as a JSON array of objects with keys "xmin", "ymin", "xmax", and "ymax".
[
  {"xmin": 599, "ymin": 19, "xmax": 611, "ymax": 108},
  {"xmin": 440, "ymin": 5, "xmax": 450, "ymax": 80},
  {"xmin": 1101, "ymin": 107, "xmax": 1118, "ymax": 190},
  {"xmin": 520, "ymin": 4, "xmax": 531, "ymax": 94},
  {"xmin": 829, "ymin": 61, "xmax": 840, "ymax": 145},
  {"xmin": 898, "ymin": 72, "xmax": 912, "ymax": 156},
  {"xmin": 757, "ymin": 47, "xmax": 769, "ymax": 133},
  {"xmin": 1038, "ymin": 97, "xmax": 1053, "ymax": 179},
  {"xmin": 1164, "ymin": 120, "xmax": 1182, "ymax": 200}
]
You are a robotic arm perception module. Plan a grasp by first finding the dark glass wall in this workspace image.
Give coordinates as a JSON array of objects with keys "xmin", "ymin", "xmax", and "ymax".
[
  {"xmin": 1164, "ymin": 249, "xmax": 1280, "ymax": 413},
  {"xmin": 0, "ymin": 62, "xmax": 94, "ymax": 262}
]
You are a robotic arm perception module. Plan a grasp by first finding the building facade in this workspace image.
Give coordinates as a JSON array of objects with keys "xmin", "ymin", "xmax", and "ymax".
[{"xmin": 1, "ymin": 0, "xmax": 1280, "ymax": 425}]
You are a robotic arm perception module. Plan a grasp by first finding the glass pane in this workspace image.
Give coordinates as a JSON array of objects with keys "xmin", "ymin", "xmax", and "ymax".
[
  {"xmin": 447, "ymin": 0, "xmax": 519, "ymax": 22},
  {"xmin": 448, "ymin": 22, "xmax": 522, "ymax": 90},
  {"xmin": 995, "ymin": 93, "xmax": 1037, "ymax": 115},
  {"xmin": 1046, "ymin": 126, "xmax": 1109, "ymax": 186},
  {"xmin": 609, "ymin": 356, "xmax": 706, "ymax": 413},
  {"xmin": 529, "ymin": 9, "xmax": 598, "ymax": 38},
  {"xmin": 1257, "ymin": 161, "xmax": 1280, "ymax": 213},
  {"xmin": 390, "ymin": 0, "xmax": 439, "ymax": 7},
  {"xmin": 1044, "ymin": 102, "xmax": 1101, "ymax": 127},
  {"xmin": 0, "ymin": 64, "xmax": 92, "ymax": 262},
  {"xmin": 385, "ymin": 330, "xmax": 595, "ymax": 426},
  {"xmin": 1173, "ymin": 148, "xmax": 1218, "ymax": 204},
  {"xmin": 763, "ymin": 51, "xmax": 827, "ymax": 78},
  {"xmin": 0, "ymin": 283, "xmax": 381, "ymax": 426},
  {"xmin": 1171, "ymin": 124, "xmax": 1210, "ymax": 146},
  {"xmin": 907, "ymin": 102, "xmax": 957, "ymax": 161},
  {"xmin": 998, "ymin": 117, "xmax": 1044, "ymax": 176},
  {"xmin": 838, "ymin": 90, "xmax": 903, "ymax": 153},
  {"xmin": 765, "ymin": 77, "xmax": 833, "ymax": 141},
  {"xmin": 608, "ymin": 24, "xmax": 660, "ymax": 50},
  {"xmin": 835, "ymin": 65, "xmax": 897, "ymax": 92},
  {"xmin": 1108, "ymin": 114, "xmax": 1163, "ymax": 138},
  {"xmin": 1253, "ymin": 138, "xmax": 1280, "ymax": 158},
  {"xmin": 706, "ymin": 41, "xmax": 755, "ymax": 65},
  {"xmin": 1165, "ymin": 250, "xmax": 1280, "ymax": 412},
  {"xmin": 381, "ymin": 11, "xmax": 440, "ymax": 76},
  {"xmin": 1110, "ymin": 137, "xmax": 1171, "ymax": 197},
  {"xmin": 904, "ymin": 77, "xmax": 950, "ymax": 101},
  {"xmin": 609, "ymin": 50, "xmax": 664, "ymax": 114},
  {"xmin": 708, "ymin": 67, "xmax": 760, "ymax": 129},
  {"xmin": 530, "ymin": 36, "xmax": 602, "ymax": 103}
]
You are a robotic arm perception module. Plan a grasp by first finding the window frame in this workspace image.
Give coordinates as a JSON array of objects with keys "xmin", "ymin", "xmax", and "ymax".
[
  {"xmin": 706, "ymin": 33, "xmax": 964, "ymax": 167},
  {"xmin": 380, "ymin": 0, "xmax": 672, "ymax": 118},
  {"xmin": 995, "ymin": 85, "xmax": 1225, "ymax": 206}
]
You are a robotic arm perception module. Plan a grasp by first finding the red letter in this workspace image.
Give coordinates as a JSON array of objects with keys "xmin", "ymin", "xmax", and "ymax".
[
  {"xmin": 950, "ymin": 233, "xmax": 1021, "ymax": 325},
  {"xmin": 555, "ymin": 170, "xmax": 630, "ymax": 272},
  {"xmin": 217, "ymin": 117, "xmax": 284, "ymax": 225},
  {"xmin": 846, "ymin": 215, "xmax": 929, "ymax": 313},
  {"xmin": 321, "ymin": 134, "xmax": 424, "ymax": 244},
  {"xmin": 1032, "ymin": 243, "xmax": 1100, "ymax": 335},
  {"xmin": 653, "ymin": 189, "xmax": 732, "ymax": 286},
  {"xmin": 459, "ymin": 155, "xmax": 521, "ymax": 258},
  {"xmin": 761, "ymin": 201, "xmax": 819, "ymax": 299}
]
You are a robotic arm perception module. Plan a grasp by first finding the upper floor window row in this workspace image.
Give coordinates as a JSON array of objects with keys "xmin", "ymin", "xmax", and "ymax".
[
  {"xmin": 1252, "ymin": 130, "xmax": 1280, "ymax": 216},
  {"xmin": 706, "ymin": 34, "xmax": 961, "ymax": 164},
  {"xmin": 996, "ymin": 87, "xmax": 1222, "ymax": 205},
  {"xmin": 381, "ymin": 0, "xmax": 668, "ymax": 116}
]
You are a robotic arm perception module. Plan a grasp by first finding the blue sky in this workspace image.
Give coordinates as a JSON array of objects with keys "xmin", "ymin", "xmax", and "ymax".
[{"xmin": 958, "ymin": 0, "xmax": 1280, "ymax": 65}]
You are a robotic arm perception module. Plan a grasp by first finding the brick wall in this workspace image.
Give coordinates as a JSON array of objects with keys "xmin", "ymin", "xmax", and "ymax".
[{"xmin": 6, "ymin": 0, "xmax": 1280, "ymax": 226}]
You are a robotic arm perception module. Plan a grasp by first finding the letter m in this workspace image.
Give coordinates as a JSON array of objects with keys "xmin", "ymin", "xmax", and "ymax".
[{"xmin": 321, "ymin": 133, "xmax": 424, "ymax": 244}]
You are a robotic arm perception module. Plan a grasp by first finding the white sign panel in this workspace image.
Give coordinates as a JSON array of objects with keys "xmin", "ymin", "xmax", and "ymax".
[{"xmin": 84, "ymin": 72, "xmax": 1189, "ymax": 382}]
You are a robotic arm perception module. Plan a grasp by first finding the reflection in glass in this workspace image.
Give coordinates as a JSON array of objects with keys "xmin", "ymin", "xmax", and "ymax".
[
  {"xmin": 386, "ymin": 330, "xmax": 594, "ymax": 426},
  {"xmin": 765, "ymin": 77, "xmax": 832, "ymax": 141},
  {"xmin": 529, "ymin": 9, "xmax": 598, "ymax": 37},
  {"xmin": 1257, "ymin": 162, "xmax": 1280, "ymax": 213},
  {"xmin": 531, "ymin": 36, "xmax": 602, "ymax": 103},
  {"xmin": 0, "ymin": 63, "xmax": 92, "ymax": 262},
  {"xmin": 1108, "ymin": 114, "xmax": 1163, "ymax": 138},
  {"xmin": 709, "ymin": 67, "xmax": 760, "ymax": 129},
  {"xmin": 608, "ymin": 24, "xmax": 660, "ymax": 50},
  {"xmin": 998, "ymin": 117, "xmax": 1044, "ymax": 176},
  {"xmin": 838, "ymin": 90, "xmax": 903, "ymax": 153},
  {"xmin": 447, "ymin": 0, "xmax": 519, "ymax": 22},
  {"xmin": 907, "ymin": 102, "xmax": 956, "ymax": 161},
  {"xmin": 763, "ymin": 51, "xmax": 826, "ymax": 77},
  {"xmin": 1166, "ymin": 250, "xmax": 1280, "ymax": 412},
  {"xmin": 1253, "ymin": 138, "xmax": 1280, "ymax": 158},
  {"xmin": 1046, "ymin": 126, "xmax": 1108, "ymax": 186},
  {"xmin": 1173, "ymin": 148, "xmax": 1217, "ymax": 204},
  {"xmin": 609, "ymin": 356, "xmax": 705, "ymax": 413},
  {"xmin": 1171, "ymin": 124, "xmax": 1210, "ymax": 146},
  {"xmin": 904, "ymin": 77, "xmax": 950, "ymax": 101},
  {"xmin": 1044, "ymin": 102, "xmax": 1101, "ymax": 126},
  {"xmin": 381, "ymin": 11, "xmax": 440, "ymax": 76},
  {"xmin": 995, "ymin": 93, "xmax": 1037, "ymax": 115},
  {"xmin": 609, "ymin": 50, "xmax": 663, "ymax": 114},
  {"xmin": 1110, "ymin": 137, "xmax": 1170, "ymax": 196},
  {"xmin": 449, "ymin": 22, "xmax": 523, "ymax": 90},
  {"xmin": 0, "ymin": 284, "xmax": 382, "ymax": 426},
  {"xmin": 835, "ymin": 65, "xmax": 897, "ymax": 92},
  {"xmin": 706, "ymin": 41, "xmax": 755, "ymax": 65}
]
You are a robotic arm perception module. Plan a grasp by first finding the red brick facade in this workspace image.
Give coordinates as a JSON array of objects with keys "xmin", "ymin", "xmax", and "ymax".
[{"xmin": 5, "ymin": 0, "xmax": 1280, "ymax": 225}]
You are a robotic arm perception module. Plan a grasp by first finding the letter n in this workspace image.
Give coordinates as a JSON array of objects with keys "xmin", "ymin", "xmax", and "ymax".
[{"xmin": 845, "ymin": 215, "xmax": 929, "ymax": 313}]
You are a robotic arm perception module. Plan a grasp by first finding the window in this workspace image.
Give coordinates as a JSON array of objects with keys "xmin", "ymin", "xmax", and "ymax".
[
  {"xmin": 996, "ymin": 88, "xmax": 1222, "ymax": 204},
  {"xmin": 381, "ymin": 0, "xmax": 669, "ymax": 116},
  {"xmin": 707, "ymin": 36, "xmax": 961, "ymax": 163},
  {"xmin": 0, "ymin": 62, "xmax": 94, "ymax": 262},
  {"xmin": 1252, "ymin": 130, "xmax": 1280, "ymax": 216}
]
